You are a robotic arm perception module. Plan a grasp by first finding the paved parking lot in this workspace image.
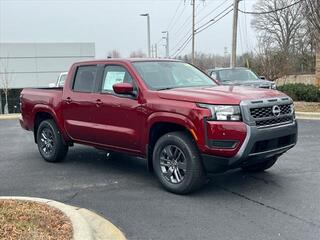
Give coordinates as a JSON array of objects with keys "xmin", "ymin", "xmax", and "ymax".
[{"xmin": 0, "ymin": 119, "xmax": 319, "ymax": 240}]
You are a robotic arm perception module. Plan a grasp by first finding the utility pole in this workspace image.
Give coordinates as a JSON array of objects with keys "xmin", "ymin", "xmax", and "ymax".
[
  {"xmin": 231, "ymin": 0, "xmax": 239, "ymax": 68},
  {"xmin": 140, "ymin": 13, "xmax": 151, "ymax": 57},
  {"xmin": 162, "ymin": 31, "xmax": 169, "ymax": 58},
  {"xmin": 191, "ymin": 0, "xmax": 196, "ymax": 64},
  {"xmin": 151, "ymin": 45, "xmax": 154, "ymax": 58},
  {"xmin": 155, "ymin": 43, "xmax": 158, "ymax": 58},
  {"xmin": 224, "ymin": 47, "xmax": 228, "ymax": 68}
]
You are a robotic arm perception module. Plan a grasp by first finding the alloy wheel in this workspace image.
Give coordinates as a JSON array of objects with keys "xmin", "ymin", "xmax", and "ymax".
[{"xmin": 159, "ymin": 145, "xmax": 187, "ymax": 184}]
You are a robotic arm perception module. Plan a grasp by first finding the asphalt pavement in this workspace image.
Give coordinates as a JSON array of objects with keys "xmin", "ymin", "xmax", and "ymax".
[{"xmin": 0, "ymin": 119, "xmax": 319, "ymax": 240}]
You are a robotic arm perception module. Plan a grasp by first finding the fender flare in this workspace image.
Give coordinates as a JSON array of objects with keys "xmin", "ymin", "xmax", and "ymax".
[
  {"xmin": 32, "ymin": 104, "xmax": 69, "ymax": 142},
  {"xmin": 145, "ymin": 112, "xmax": 198, "ymax": 144}
]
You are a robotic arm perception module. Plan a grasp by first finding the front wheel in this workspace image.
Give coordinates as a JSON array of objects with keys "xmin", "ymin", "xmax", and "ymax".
[
  {"xmin": 36, "ymin": 119, "xmax": 68, "ymax": 162},
  {"xmin": 241, "ymin": 157, "xmax": 278, "ymax": 172},
  {"xmin": 152, "ymin": 131, "xmax": 206, "ymax": 194}
]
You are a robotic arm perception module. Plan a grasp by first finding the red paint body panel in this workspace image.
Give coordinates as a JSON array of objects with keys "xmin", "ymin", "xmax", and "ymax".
[
  {"xmin": 19, "ymin": 59, "xmax": 286, "ymax": 159},
  {"xmin": 203, "ymin": 121, "xmax": 247, "ymax": 157}
]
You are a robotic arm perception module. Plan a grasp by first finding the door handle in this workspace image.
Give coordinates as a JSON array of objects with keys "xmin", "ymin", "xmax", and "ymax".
[
  {"xmin": 65, "ymin": 97, "xmax": 72, "ymax": 104},
  {"xmin": 96, "ymin": 99, "xmax": 103, "ymax": 107}
]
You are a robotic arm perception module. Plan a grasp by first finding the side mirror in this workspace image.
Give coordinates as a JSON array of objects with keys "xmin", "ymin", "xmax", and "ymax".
[
  {"xmin": 260, "ymin": 76, "xmax": 266, "ymax": 80},
  {"xmin": 113, "ymin": 83, "xmax": 134, "ymax": 95}
]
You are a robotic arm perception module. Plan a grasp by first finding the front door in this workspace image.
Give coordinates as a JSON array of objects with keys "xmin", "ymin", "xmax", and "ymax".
[{"xmin": 91, "ymin": 65, "xmax": 144, "ymax": 153}]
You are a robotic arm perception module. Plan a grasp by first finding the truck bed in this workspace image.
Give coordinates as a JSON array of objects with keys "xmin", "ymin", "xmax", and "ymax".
[{"xmin": 20, "ymin": 88, "xmax": 64, "ymax": 131}]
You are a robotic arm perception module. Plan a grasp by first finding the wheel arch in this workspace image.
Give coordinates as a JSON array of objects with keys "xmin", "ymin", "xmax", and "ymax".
[
  {"xmin": 32, "ymin": 105, "xmax": 65, "ymax": 143},
  {"xmin": 146, "ymin": 113, "xmax": 199, "ymax": 172}
]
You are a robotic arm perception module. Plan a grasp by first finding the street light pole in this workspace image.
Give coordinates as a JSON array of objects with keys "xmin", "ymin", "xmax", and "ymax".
[
  {"xmin": 140, "ymin": 13, "xmax": 151, "ymax": 57},
  {"xmin": 162, "ymin": 31, "xmax": 169, "ymax": 58}
]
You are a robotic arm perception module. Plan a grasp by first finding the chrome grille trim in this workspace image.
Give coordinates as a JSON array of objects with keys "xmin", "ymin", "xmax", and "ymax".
[{"xmin": 240, "ymin": 97, "xmax": 294, "ymax": 128}]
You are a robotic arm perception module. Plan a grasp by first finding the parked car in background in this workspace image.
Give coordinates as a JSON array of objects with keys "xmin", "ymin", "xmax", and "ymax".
[
  {"xmin": 207, "ymin": 67, "xmax": 276, "ymax": 89},
  {"xmin": 49, "ymin": 72, "xmax": 68, "ymax": 88}
]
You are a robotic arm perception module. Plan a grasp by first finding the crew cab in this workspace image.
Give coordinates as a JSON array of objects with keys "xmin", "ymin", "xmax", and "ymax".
[{"xmin": 19, "ymin": 59, "xmax": 298, "ymax": 194}]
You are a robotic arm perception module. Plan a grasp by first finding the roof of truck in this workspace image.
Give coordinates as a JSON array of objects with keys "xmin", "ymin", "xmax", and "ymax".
[{"xmin": 74, "ymin": 58, "xmax": 182, "ymax": 65}]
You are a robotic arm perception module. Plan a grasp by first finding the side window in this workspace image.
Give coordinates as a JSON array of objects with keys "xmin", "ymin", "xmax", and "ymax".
[
  {"xmin": 211, "ymin": 71, "xmax": 217, "ymax": 80},
  {"xmin": 73, "ymin": 66, "xmax": 97, "ymax": 92},
  {"xmin": 102, "ymin": 65, "xmax": 133, "ymax": 92}
]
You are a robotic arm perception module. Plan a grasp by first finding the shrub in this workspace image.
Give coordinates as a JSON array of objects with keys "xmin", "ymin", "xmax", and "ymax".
[{"xmin": 277, "ymin": 84, "xmax": 320, "ymax": 102}]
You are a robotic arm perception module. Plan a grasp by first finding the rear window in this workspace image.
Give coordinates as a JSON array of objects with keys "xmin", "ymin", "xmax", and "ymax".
[{"xmin": 73, "ymin": 66, "xmax": 98, "ymax": 92}]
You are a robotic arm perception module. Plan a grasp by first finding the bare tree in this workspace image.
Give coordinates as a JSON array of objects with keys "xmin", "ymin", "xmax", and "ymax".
[
  {"xmin": 107, "ymin": 49, "xmax": 121, "ymax": 58},
  {"xmin": 305, "ymin": 0, "xmax": 320, "ymax": 86},
  {"xmin": 252, "ymin": 0, "xmax": 304, "ymax": 54},
  {"xmin": 129, "ymin": 50, "xmax": 146, "ymax": 58},
  {"xmin": 251, "ymin": 0, "xmax": 310, "ymax": 77}
]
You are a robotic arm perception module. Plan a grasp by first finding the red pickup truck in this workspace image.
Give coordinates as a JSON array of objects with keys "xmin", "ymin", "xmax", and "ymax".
[{"xmin": 20, "ymin": 59, "xmax": 297, "ymax": 194}]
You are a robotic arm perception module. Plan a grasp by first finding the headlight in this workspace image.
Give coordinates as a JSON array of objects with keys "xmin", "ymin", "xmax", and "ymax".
[
  {"xmin": 198, "ymin": 104, "xmax": 242, "ymax": 121},
  {"xmin": 271, "ymin": 83, "xmax": 277, "ymax": 89}
]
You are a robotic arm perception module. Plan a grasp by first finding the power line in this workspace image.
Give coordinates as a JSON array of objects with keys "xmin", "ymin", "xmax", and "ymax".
[
  {"xmin": 238, "ymin": 14, "xmax": 244, "ymax": 55},
  {"xmin": 169, "ymin": 1, "xmax": 200, "ymax": 55},
  {"xmin": 171, "ymin": 6, "xmax": 233, "ymax": 58},
  {"xmin": 195, "ymin": 7, "xmax": 232, "ymax": 34},
  {"xmin": 170, "ymin": 28, "xmax": 192, "ymax": 53},
  {"xmin": 170, "ymin": 1, "xmax": 201, "ymax": 51},
  {"xmin": 168, "ymin": 2, "xmax": 188, "ymax": 33},
  {"xmin": 239, "ymin": 0, "xmax": 304, "ymax": 15},
  {"xmin": 154, "ymin": 0, "xmax": 185, "ymax": 49},
  {"xmin": 195, "ymin": 6, "xmax": 233, "ymax": 33},
  {"xmin": 172, "ymin": 35, "xmax": 192, "ymax": 58},
  {"xmin": 196, "ymin": 0, "xmax": 231, "ymax": 25},
  {"xmin": 167, "ymin": 0, "xmax": 185, "ymax": 32},
  {"xmin": 243, "ymin": 0, "xmax": 249, "ymax": 53},
  {"xmin": 171, "ymin": 2, "xmax": 230, "ymax": 54}
]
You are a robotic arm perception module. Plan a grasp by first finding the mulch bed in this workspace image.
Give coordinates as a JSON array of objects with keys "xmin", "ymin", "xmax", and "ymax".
[
  {"xmin": 0, "ymin": 200, "xmax": 73, "ymax": 240},
  {"xmin": 294, "ymin": 101, "xmax": 320, "ymax": 112}
]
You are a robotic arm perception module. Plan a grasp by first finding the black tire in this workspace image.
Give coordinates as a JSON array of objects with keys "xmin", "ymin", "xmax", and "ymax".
[
  {"xmin": 36, "ymin": 119, "xmax": 68, "ymax": 162},
  {"xmin": 152, "ymin": 131, "xmax": 206, "ymax": 194},
  {"xmin": 241, "ymin": 157, "xmax": 278, "ymax": 172}
]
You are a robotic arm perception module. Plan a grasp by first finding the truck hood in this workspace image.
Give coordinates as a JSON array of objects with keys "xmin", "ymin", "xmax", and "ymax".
[
  {"xmin": 221, "ymin": 79, "xmax": 273, "ymax": 88},
  {"xmin": 157, "ymin": 85, "xmax": 287, "ymax": 105}
]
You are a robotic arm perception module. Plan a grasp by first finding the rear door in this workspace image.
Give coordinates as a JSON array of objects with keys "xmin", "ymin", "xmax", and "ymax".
[{"xmin": 62, "ymin": 65, "xmax": 99, "ymax": 142}]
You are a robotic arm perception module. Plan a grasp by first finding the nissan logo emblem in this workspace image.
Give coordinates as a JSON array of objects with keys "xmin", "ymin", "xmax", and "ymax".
[{"xmin": 272, "ymin": 105, "xmax": 281, "ymax": 117}]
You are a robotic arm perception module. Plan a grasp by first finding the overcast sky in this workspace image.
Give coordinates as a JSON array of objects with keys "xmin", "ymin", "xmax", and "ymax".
[{"xmin": 0, "ymin": 0, "xmax": 257, "ymax": 58}]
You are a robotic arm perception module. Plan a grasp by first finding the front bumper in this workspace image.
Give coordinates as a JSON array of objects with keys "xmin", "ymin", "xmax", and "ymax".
[
  {"xmin": 19, "ymin": 115, "xmax": 29, "ymax": 130},
  {"xmin": 201, "ymin": 120, "xmax": 298, "ymax": 173}
]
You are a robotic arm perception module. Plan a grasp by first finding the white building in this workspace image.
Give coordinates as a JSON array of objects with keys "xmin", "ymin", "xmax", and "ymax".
[{"xmin": 0, "ymin": 42, "xmax": 95, "ymax": 88}]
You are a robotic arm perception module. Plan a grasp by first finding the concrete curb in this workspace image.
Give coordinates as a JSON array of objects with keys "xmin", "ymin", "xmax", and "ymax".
[
  {"xmin": 295, "ymin": 112, "xmax": 320, "ymax": 120},
  {"xmin": 0, "ymin": 196, "xmax": 126, "ymax": 240},
  {"xmin": 0, "ymin": 113, "xmax": 21, "ymax": 120}
]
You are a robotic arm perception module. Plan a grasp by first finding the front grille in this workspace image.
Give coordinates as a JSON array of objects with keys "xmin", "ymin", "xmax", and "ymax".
[
  {"xmin": 256, "ymin": 115, "xmax": 293, "ymax": 127},
  {"xmin": 250, "ymin": 104, "xmax": 292, "ymax": 118},
  {"xmin": 249, "ymin": 103, "xmax": 293, "ymax": 127}
]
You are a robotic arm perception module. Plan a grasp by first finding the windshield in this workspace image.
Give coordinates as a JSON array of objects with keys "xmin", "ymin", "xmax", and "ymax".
[
  {"xmin": 218, "ymin": 69, "xmax": 259, "ymax": 82},
  {"xmin": 132, "ymin": 61, "xmax": 216, "ymax": 90}
]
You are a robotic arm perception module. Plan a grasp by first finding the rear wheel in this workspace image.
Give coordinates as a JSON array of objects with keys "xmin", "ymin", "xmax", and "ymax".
[
  {"xmin": 153, "ymin": 131, "xmax": 206, "ymax": 194},
  {"xmin": 36, "ymin": 119, "xmax": 68, "ymax": 162},
  {"xmin": 241, "ymin": 157, "xmax": 278, "ymax": 172}
]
